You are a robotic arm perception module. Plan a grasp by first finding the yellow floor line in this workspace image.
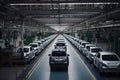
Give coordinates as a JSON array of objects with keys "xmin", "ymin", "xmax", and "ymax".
[
  {"xmin": 74, "ymin": 50, "xmax": 96, "ymax": 80},
  {"xmin": 25, "ymin": 50, "xmax": 48, "ymax": 80}
]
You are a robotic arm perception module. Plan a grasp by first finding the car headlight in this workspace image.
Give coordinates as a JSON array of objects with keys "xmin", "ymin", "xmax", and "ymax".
[
  {"xmin": 118, "ymin": 64, "xmax": 120, "ymax": 67},
  {"xmin": 101, "ymin": 62, "xmax": 108, "ymax": 68}
]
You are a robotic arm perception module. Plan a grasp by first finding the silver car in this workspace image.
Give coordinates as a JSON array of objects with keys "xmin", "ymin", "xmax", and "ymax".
[
  {"xmin": 54, "ymin": 41, "xmax": 67, "ymax": 51},
  {"xmin": 48, "ymin": 49, "xmax": 69, "ymax": 70},
  {"xmin": 15, "ymin": 46, "xmax": 35, "ymax": 62},
  {"xmin": 94, "ymin": 51, "xmax": 120, "ymax": 73},
  {"xmin": 79, "ymin": 41, "xmax": 89, "ymax": 53},
  {"xmin": 86, "ymin": 46, "xmax": 103, "ymax": 62},
  {"xmin": 29, "ymin": 43, "xmax": 40, "ymax": 55},
  {"xmin": 83, "ymin": 44, "xmax": 95, "ymax": 56}
]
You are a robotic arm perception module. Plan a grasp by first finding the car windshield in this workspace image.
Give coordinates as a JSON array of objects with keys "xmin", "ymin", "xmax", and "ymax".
[
  {"xmin": 52, "ymin": 51, "xmax": 66, "ymax": 56},
  {"xmin": 91, "ymin": 48, "xmax": 102, "ymax": 53},
  {"xmin": 102, "ymin": 55, "xmax": 119, "ymax": 61},
  {"xmin": 56, "ymin": 43, "xmax": 65, "ymax": 46},
  {"xmin": 30, "ymin": 44, "xmax": 37, "ymax": 47},
  {"xmin": 24, "ymin": 48, "xmax": 29, "ymax": 52},
  {"xmin": 82, "ymin": 43, "xmax": 88, "ymax": 48}
]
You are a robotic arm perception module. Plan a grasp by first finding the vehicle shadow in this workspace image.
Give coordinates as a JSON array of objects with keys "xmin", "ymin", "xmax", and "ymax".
[
  {"xmin": 102, "ymin": 73, "xmax": 120, "ymax": 80},
  {"xmin": 49, "ymin": 68, "xmax": 69, "ymax": 80}
]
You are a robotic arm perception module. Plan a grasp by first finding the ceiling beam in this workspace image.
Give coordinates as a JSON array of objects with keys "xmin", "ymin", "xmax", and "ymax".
[
  {"xmin": 6, "ymin": 0, "xmax": 120, "ymax": 4},
  {"xmin": 19, "ymin": 9, "xmax": 99, "ymax": 15}
]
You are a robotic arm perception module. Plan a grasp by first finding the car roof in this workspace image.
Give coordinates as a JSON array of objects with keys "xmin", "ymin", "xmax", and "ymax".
[
  {"xmin": 90, "ymin": 46, "xmax": 102, "ymax": 49},
  {"xmin": 52, "ymin": 49, "xmax": 66, "ymax": 52},
  {"xmin": 81, "ymin": 41, "xmax": 89, "ymax": 44},
  {"xmin": 23, "ymin": 46, "xmax": 31, "ymax": 48},
  {"xmin": 99, "ymin": 51, "xmax": 116, "ymax": 55},
  {"xmin": 85, "ymin": 44, "xmax": 95, "ymax": 47},
  {"xmin": 29, "ymin": 42, "xmax": 38, "ymax": 45},
  {"xmin": 56, "ymin": 41, "xmax": 65, "ymax": 44},
  {"xmin": 57, "ymin": 38, "xmax": 64, "ymax": 40},
  {"xmin": 35, "ymin": 41, "xmax": 41, "ymax": 43}
]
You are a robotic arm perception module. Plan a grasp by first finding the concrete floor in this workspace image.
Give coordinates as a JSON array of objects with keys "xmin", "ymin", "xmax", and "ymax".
[
  {"xmin": 0, "ymin": 35, "xmax": 120, "ymax": 80},
  {"xmin": 0, "ymin": 67, "xmax": 25, "ymax": 80}
]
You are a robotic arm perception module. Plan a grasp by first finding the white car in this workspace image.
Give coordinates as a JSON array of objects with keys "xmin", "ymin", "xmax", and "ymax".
[
  {"xmin": 54, "ymin": 41, "xmax": 67, "ymax": 52},
  {"xmin": 48, "ymin": 49, "xmax": 69, "ymax": 70},
  {"xmin": 29, "ymin": 43, "xmax": 40, "ymax": 55},
  {"xmin": 16, "ymin": 46, "xmax": 35, "ymax": 62},
  {"xmin": 35, "ymin": 41, "xmax": 43, "ymax": 50},
  {"xmin": 94, "ymin": 51, "xmax": 120, "ymax": 73},
  {"xmin": 78, "ymin": 41, "xmax": 89, "ymax": 53},
  {"xmin": 83, "ymin": 44, "xmax": 96, "ymax": 56},
  {"xmin": 86, "ymin": 46, "xmax": 103, "ymax": 62}
]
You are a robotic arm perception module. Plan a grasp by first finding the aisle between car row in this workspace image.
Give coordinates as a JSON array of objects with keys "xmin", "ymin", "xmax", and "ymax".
[{"xmin": 48, "ymin": 35, "xmax": 69, "ymax": 71}]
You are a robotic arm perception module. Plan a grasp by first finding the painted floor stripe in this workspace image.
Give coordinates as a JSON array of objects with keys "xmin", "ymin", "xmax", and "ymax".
[
  {"xmin": 74, "ymin": 49, "xmax": 96, "ymax": 80},
  {"xmin": 25, "ymin": 50, "xmax": 48, "ymax": 80}
]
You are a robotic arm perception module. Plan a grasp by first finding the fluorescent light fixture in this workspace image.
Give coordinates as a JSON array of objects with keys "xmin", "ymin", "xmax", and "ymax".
[
  {"xmin": 9, "ymin": 2, "xmax": 119, "ymax": 6},
  {"xmin": 49, "ymin": 25, "xmax": 69, "ymax": 31},
  {"xmin": 46, "ymin": 24, "xmax": 70, "ymax": 26}
]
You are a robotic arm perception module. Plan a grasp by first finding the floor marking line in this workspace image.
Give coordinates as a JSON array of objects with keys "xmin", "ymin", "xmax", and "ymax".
[
  {"xmin": 26, "ymin": 49, "xmax": 48, "ymax": 80},
  {"xmin": 74, "ymin": 50, "xmax": 96, "ymax": 80},
  {"xmin": 67, "ymin": 40, "xmax": 96, "ymax": 80},
  {"xmin": 25, "ymin": 37, "xmax": 57, "ymax": 79}
]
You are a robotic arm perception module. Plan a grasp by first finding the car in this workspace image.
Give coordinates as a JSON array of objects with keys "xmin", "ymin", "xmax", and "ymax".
[
  {"xmin": 34, "ymin": 41, "xmax": 44, "ymax": 50},
  {"xmin": 48, "ymin": 49, "xmax": 69, "ymax": 70},
  {"xmin": 54, "ymin": 41, "xmax": 67, "ymax": 51},
  {"xmin": 94, "ymin": 51, "xmax": 120, "ymax": 73},
  {"xmin": 83, "ymin": 44, "xmax": 96, "ymax": 56},
  {"xmin": 78, "ymin": 41, "xmax": 89, "ymax": 53},
  {"xmin": 29, "ymin": 43, "xmax": 40, "ymax": 55},
  {"xmin": 86, "ymin": 46, "xmax": 103, "ymax": 62},
  {"xmin": 15, "ymin": 46, "xmax": 35, "ymax": 62},
  {"xmin": 57, "ymin": 39, "xmax": 65, "ymax": 42}
]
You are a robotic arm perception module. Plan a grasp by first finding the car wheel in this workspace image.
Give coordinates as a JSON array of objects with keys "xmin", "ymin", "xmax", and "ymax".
[{"xmin": 50, "ymin": 66, "xmax": 54, "ymax": 71}]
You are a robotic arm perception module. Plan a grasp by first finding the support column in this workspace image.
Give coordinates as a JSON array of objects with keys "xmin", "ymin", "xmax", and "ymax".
[{"xmin": 21, "ymin": 18, "xmax": 25, "ymax": 59}]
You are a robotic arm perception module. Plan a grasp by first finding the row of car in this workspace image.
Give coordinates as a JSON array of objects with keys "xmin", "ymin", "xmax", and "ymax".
[
  {"xmin": 14, "ymin": 34, "xmax": 57, "ymax": 62},
  {"xmin": 64, "ymin": 34, "xmax": 120, "ymax": 73},
  {"xmin": 48, "ymin": 36, "xmax": 69, "ymax": 71}
]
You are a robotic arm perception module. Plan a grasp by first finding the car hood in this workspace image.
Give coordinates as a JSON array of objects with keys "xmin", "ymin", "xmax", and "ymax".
[{"xmin": 91, "ymin": 52, "xmax": 97, "ymax": 55}]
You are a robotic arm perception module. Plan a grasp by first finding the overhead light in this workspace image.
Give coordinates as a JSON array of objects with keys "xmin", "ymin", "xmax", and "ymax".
[{"xmin": 9, "ymin": 2, "xmax": 119, "ymax": 6}]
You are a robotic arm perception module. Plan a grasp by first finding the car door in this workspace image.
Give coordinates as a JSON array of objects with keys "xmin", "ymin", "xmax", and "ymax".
[
  {"xmin": 95, "ymin": 53, "xmax": 100, "ymax": 67},
  {"xmin": 30, "ymin": 47, "xmax": 34, "ymax": 59}
]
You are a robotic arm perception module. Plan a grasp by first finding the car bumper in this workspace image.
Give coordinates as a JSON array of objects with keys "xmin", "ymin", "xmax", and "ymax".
[
  {"xmin": 50, "ymin": 62, "xmax": 69, "ymax": 68},
  {"xmin": 101, "ymin": 67, "xmax": 120, "ymax": 73}
]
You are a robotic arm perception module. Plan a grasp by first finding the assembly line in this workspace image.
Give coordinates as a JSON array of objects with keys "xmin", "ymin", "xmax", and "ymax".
[
  {"xmin": 0, "ymin": 1, "xmax": 120, "ymax": 80},
  {"xmin": 16, "ymin": 34, "xmax": 120, "ymax": 80}
]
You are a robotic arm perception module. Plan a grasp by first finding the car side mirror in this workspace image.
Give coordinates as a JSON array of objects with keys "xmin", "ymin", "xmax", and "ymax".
[
  {"xmin": 67, "ymin": 54, "xmax": 70, "ymax": 56},
  {"xmin": 48, "ymin": 54, "xmax": 51, "ymax": 56}
]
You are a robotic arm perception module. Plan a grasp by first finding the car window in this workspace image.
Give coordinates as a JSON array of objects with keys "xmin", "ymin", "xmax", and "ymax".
[
  {"xmin": 30, "ymin": 44, "xmax": 37, "ymax": 47},
  {"xmin": 52, "ymin": 51, "xmax": 66, "ymax": 56},
  {"xmin": 56, "ymin": 43, "xmax": 65, "ymax": 46},
  {"xmin": 91, "ymin": 48, "xmax": 102, "ymax": 53},
  {"xmin": 30, "ymin": 47, "xmax": 33, "ymax": 51},
  {"xmin": 96, "ymin": 53, "xmax": 100, "ymax": 58},
  {"xmin": 102, "ymin": 55, "xmax": 119, "ymax": 61},
  {"xmin": 17, "ymin": 48, "xmax": 22, "ymax": 53},
  {"xmin": 24, "ymin": 48, "xmax": 29, "ymax": 52},
  {"xmin": 88, "ymin": 47, "xmax": 90, "ymax": 51}
]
